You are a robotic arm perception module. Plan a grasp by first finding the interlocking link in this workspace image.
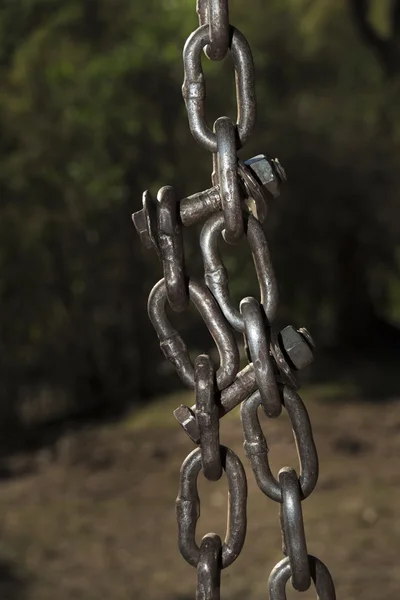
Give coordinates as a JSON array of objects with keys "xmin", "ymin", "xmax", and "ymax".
[
  {"xmin": 182, "ymin": 25, "xmax": 256, "ymax": 152},
  {"xmin": 201, "ymin": 212, "xmax": 278, "ymax": 332},
  {"xmin": 176, "ymin": 446, "xmax": 247, "ymax": 568},
  {"xmin": 157, "ymin": 186, "xmax": 188, "ymax": 312},
  {"xmin": 196, "ymin": 533, "xmax": 222, "ymax": 600},
  {"xmin": 241, "ymin": 387, "xmax": 319, "ymax": 502},
  {"xmin": 240, "ymin": 297, "xmax": 281, "ymax": 417},
  {"xmin": 197, "ymin": 0, "xmax": 230, "ymax": 61},
  {"xmin": 195, "ymin": 354, "xmax": 222, "ymax": 481},
  {"xmin": 279, "ymin": 467, "xmax": 310, "ymax": 591},
  {"xmin": 148, "ymin": 278, "xmax": 239, "ymax": 390},
  {"xmin": 134, "ymin": 1, "xmax": 338, "ymax": 598},
  {"xmin": 268, "ymin": 555, "xmax": 336, "ymax": 600},
  {"xmin": 215, "ymin": 116, "xmax": 244, "ymax": 244}
]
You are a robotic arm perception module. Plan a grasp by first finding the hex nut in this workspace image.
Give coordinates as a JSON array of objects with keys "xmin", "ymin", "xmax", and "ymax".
[
  {"xmin": 279, "ymin": 325, "xmax": 314, "ymax": 371},
  {"xmin": 244, "ymin": 154, "xmax": 286, "ymax": 199}
]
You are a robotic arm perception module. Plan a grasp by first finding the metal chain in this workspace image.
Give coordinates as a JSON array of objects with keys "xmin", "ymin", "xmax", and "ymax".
[{"xmin": 133, "ymin": 1, "xmax": 337, "ymax": 598}]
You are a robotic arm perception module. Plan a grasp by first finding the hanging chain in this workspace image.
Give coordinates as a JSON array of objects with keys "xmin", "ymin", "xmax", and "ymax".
[{"xmin": 132, "ymin": 0, "xmax": 337, "ymax": 598}]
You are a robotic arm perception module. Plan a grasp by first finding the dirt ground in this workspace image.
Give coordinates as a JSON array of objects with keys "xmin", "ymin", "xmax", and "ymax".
[{"xmin": 0, "ymin": 387, "xmax": 399, "ymax": 600}]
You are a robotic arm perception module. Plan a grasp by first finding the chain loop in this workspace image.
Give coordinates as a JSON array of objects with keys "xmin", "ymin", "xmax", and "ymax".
[
  {"xmin": 176, "ymin": 446, "xmax": 247, "ymax": 568},
  {"xmin": 279, "ymin": 467, "xmax": 310, "ymax": 591},
  {"xmin": 240, "ymin": 297, "xmax": 281, "ymax": 418},
  {"xmin": 182, "ymin": 25, "xmax": 256, "ymax": 153},
  {"xmin": 148, "ymin": 278, "xmax": 239, "ymax": 390},
  {"xmin": 196, "ymin": 533, "xmax": 222, "ymax": 600},
  {"xmin": 201, "ymin": 212, "xmax": 278, "ymax": 332},
  {"xmin": 215, "ymin": 116, "xmax": 244, "ymax": 244},
  {"xmin": 195, "ymin": 354, "xmax": 222, "ymax": 481},
  {"xmin": 157, "ymin": 186, "xmax": 189, "ymax": 312},
  {"xmin": 240, "ymin": 387, "xmax": 319, "ymax": 502},
  {"xmin": 197, "ymin": 0, "xmax": 230, "ymax": 61},
  {"xmin": 268, "ymin": 555, "xmax": 337, "ymax": 600}
]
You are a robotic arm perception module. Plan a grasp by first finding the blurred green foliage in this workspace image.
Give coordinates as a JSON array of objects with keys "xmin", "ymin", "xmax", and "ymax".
[{"xmin": 0, "ymin": 0, "xmax": 399, "ymax": 435}]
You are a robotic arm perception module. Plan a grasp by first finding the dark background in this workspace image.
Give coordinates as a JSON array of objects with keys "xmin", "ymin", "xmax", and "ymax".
[{"xmin": 0, "ymin": 1, "xmax": 399, "ymax": 599}]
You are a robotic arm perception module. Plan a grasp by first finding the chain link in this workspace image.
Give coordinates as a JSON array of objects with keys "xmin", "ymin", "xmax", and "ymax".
[
  {"xmin": 195, "ymin": 354, "xmax": 222, "ymax": 481},
  {"xmin": 278, "ymin": 467, "xmax": 310, "ymax": 591},
  {"xmin": 133, "ymin": 1, "xmax": 338, "ymax": 598},
  {"xmin": 197, "ymin": 533, "xmax": 222, "ymax": 600},
  {"xmin": 269, "ymin": 556, "xmax": 336, "ymax": 600},
  {"xmin": 200, "ymin": 211, "xmax": 278, "ymax": 331},
  {"xmin": 182, "ymin": 24, "xmax": 256, "ymax": 152},
  {"xmin": 176, "ymin": 445, "xmax": 247, "ymax": 568},
  {"xmin": 241, "ymin": 387, "xmax": 319, "ymax": 502},
  {"xmin": 197, "ymin": 0, "xmax": 230, "ymax": 61},
  {"xmin": 148, "ymin": 278, "xmax": 239, "ymax": 390}
]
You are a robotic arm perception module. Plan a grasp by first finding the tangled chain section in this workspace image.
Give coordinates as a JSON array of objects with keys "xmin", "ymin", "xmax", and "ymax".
[{"xmin": 132, "ymin": 0, "xmax": 337, "ymax": 598}]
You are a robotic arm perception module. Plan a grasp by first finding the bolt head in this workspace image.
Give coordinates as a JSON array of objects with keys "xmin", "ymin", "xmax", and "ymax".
[
  {"xmin": 132, "ymin": 208, "xmax": 149, "ymax": 246},
  {"xmin": 279, "ymin": 325, "xmax": 314, "ymax": 371},
  {"xmin": 132, "ymin": 190, "xmax": 159, "ymax": 252},
  {"xmin": 244, "ymin": 154, "xmax": 286, "ymax": 199},
  {"xmin": 173, "ymin": 405, "xmax": 200, "ymax": 444}
]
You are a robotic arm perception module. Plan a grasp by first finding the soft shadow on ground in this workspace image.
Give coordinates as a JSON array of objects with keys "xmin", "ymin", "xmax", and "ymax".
[
  {"xmin": 0, "ymin": 560, "xmax": 28, "ymax": 600},
  {"xmin": 0, "ymin": 391, "xmax": 398, "ymax": 600}
]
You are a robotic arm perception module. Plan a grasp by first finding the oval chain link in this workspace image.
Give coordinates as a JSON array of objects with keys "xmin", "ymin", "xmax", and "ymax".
[
  {"xmin": 268, "ymin": 556, "xmax": 336, "ymax": 600},
  {"xmin": 176, "ymin": 446, "xmax": 247, "ymax": 569},
  {"xmin": 182, "ymin": 24, "xmax": 256, "ymax": 153},
  {"xmin": 240, "ymin": 387, "xmax": 319, "ymax": 502},
  {"xmin": 148, "ymin": 278, "xmax": 239, "ymax": 390},
  {"xmin": 200, "ymin": 212, "xmax": 278, "ymax": 331}
]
